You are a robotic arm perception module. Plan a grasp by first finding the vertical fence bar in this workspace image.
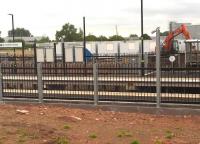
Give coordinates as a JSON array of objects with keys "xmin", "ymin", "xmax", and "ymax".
[
  {"xmin": 155, "ymin": 27, "xmax": 161, "ymax": 108},
  {"xmin": 22, "ymin": 42, "xmax": 25, "ymax": 74},
  {"xmin": 37, "ymin": 63, "xmax": 43, "ymax": 103},
  {"xmin": 62, "ymin": 41, "xmax": 66, "ymax": 75},
  {"xmin": 93, "ymin": 62, "xmax": 98, "ymax": 105},
  {"xmin": 0, "ymin": 64, "xmax": 3, "ymax": 101},
  {"xmin": 33, "ymin": 42, "xmax": 37, "ymax": 74}
]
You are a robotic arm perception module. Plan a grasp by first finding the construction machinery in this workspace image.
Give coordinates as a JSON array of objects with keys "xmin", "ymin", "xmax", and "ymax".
[{"xmin": 162, "ymin": 24, "xmax": 192, "ymax": 53}]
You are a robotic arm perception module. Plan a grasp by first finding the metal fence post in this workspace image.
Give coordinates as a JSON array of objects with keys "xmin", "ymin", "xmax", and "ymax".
[
  {"xmin": 0, "ymin": 64, "xmax": 3, "ymax": 101},
  {"xmin": 93, "ymin": 62, "xmax": 98, "ymax": 105},
  {"xmin": 138, "ymin": 53, "xmax": 142, "ymax": 76},
  {"xmin": 152, "ymin": 27, "xmax": 161, "ymax": 108},
  {"xmin": 37, "ymin": 63, "xmax": 43, "ymax": 103}
]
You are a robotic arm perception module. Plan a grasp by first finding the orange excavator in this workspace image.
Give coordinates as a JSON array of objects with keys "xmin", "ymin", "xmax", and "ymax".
[{"xmin": 163, "ymin": 24, "xmax": 192, "ymax": 52}]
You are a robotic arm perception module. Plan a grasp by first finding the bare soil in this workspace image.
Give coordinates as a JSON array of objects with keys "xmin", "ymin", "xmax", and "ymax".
[{"xmin": 0, "ymin": 104, "xmax": 199, "ymax": 144}]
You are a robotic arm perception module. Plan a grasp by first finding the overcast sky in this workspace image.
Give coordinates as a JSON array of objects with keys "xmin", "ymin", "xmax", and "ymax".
[{"xmin": 0, "ymin": 0, "xmax": 200, "ymax": 40}]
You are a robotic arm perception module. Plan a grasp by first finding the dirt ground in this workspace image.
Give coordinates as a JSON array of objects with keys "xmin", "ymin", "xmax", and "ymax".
[{"xmin": 0, "ymin": 104, "xmax": 199, "ymax": 144}]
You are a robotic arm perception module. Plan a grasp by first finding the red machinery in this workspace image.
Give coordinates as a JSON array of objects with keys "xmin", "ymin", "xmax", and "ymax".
[{"xmin": 163, "ymin": 24, "xmax": 192, "ymax": 51}]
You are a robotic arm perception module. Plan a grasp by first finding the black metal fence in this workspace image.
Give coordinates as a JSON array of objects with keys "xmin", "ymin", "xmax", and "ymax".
[{"xmin": 0, "ymin": 59, "xmax": 199, "ymax": 105}]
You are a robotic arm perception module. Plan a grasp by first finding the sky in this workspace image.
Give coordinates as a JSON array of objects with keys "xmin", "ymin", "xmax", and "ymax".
[{"xmin": 0, "ymin": 0, "xmax": 200, "ymax": 40}]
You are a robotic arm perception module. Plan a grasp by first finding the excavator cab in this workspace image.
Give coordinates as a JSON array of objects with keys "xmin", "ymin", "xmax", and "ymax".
[
  {"xmin": 172, "ymin": 40, "xmax": 179, "ymax": 52},
  {"xmin": 163, "ymin": 24, "xmax": 191, "ymax": 53}
]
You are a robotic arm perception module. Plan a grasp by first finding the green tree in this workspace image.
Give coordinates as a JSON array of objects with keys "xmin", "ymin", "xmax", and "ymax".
[
  {"xmin": 55, "ymin": 23, "xmax": 83, "ymax": 41},
  {"xmin": 86, "ymin": 34, "xmax": 97, "ymax": 41},
  {"xmin": 142, "ymin": 34, "xmax": 151, "ymax": 40},
  {"xmin": 129, "ymin": 34, "xmax": 138, "ymax": 38},
  {"xmin": 8, "ymin": 28, "xmax": 32, "ymax": 37},
  {"xmin": 160, "ymin": 31, "xmax": 169, "ymax": 36},
  {"xmin": 109, "ymin": 35, "xmax": 125, "ymax": 41},
  {"xmin": 0, "ymin": 37, "xmax": 4, "ymax": 42},
  {"xmin": 97, "ymin": 35, "xmax": 108, "ymax": 41},
  {"xmin": 37, "ymin": 36, "xmax": 50, "ymax": 43}
]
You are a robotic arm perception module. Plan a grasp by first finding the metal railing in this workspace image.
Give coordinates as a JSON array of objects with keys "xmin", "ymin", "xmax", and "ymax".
[{"xmin": 0, "ymin": 61, "xmax": 199, "ymax": 105}]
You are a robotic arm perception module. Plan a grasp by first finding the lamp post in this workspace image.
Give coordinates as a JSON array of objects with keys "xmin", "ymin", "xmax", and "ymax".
[
  {"xmin": 141, "ymin": 0, "xmax": 144, "ymax": 76},
  {"xmin": 83, "ymin": 16, "xmax": 86, "ymax": 63},
  {"xmin": 8, "ymin": 13, "xmax": 16, "ymax": 71}
]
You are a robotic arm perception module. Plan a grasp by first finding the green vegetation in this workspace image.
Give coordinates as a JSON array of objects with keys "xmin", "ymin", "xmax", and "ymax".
[
  {"xmin": 130, "ymin": 140, "xmax": 140, "ymax": 144},
  {"xmin": 117, "ymin": 130, "xmax": 132, "ymax": 138},
  {"xmin": 63, "ymin": 124, "xmax": 71, "ymax": 130},
  {"xmin": 16, "ymin": 129, "xmax": 38, "ymax": 144},
  {"xmin": 141, "ymin": 33, "xmax": 152, "ymax": 40},
  {"xmin": 37, "ymin": 36, "xmax": 50, "ymax": 43},
  {"xmin": 8, "ymin": 28, "xmax": 32, "ymax": 37},
  {"xmin": 86, "ymin": 34, "xmax": 98, "ymax": 41},
  {"xmin": 165, "ymin": 130, "xmax": 175, "ymax": 139},
  {"xmin": 55, "ymin": 22, "xmax": 151, "ymax": 42},
  {"xmin": 97, "ymin": 35, "xmax": 108, "ymax": 41},
  {"xmin": 56, "ymin": 23, "xmax": 83, "ymax": 42},
  {"xmin": 160, "ymin": 31, "xmax": 169, "ymax": 36},
  {"xmin": 154, "ymin": 139, "xmax": 164, "ymax": 144},
  {"xmin": 55, "ymin": 137, "xmax": 69, "ymax": 144},
  {"xmin": 109, "ymin": 35, "xmax": 125, "ymax": 41},
  {"xmin": 0, "ymin": 37, "xmax": 4, "ymax": 42},
  {"xmin": 89, "ymin": 133, "xmax": 97, "ymax": 139}
]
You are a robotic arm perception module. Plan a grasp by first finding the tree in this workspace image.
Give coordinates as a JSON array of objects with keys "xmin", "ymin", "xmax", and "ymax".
[
  {"xmin": 37, "ymin": 36, "xmax": 50, "ymax": 43},
  {"xmin": 160, "ymin": 31, "xmax": 169, "ymax": 36},
  {"xmin": 0, "ymin": 37, "xmax": 4, "ymax": 42},
  {"xmin": 86, "ymin": 34, "xmax": 97, "ymax": 41},
  {"xmin": 142, "ymin": 34, "xmax": 151, "ymax": 40},
  {"xmin": 97, "ymin": 35, "xmax": 108, "ymax": 41},
  {"xmin": 55, "ymin": 23, "xmax": 83, "ymax": 41},
  {"xmin": 129, "ymin": 34, "xmax": 138, "ymax": 38},
  {"xmin": 8, "ymin": 28, "xmax": 32, "ymax": 37},
  {"xmin": 108, "ymin": 35, "xmax": 125, "ymax": 41}
]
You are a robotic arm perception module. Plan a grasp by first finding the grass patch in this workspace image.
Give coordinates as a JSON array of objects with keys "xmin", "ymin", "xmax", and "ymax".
[
  {"xmin": 63, "ymin": 124, "xmax": 71, "ymax": 130},
  {"xmin": 16, "ymin": 129, "xmax": 39, "ymax": 144},
  {"xmin": 165, "ymin": 130, "xmax": 175, "ymax": 139},
  {"xmin": 130, "ymin": 140, "xmax": 140, "ymax": 144},
  {"xmin": 55, "ymin": 137, "xmax": 69, "ymax": 144},
  {"xmin": 17, "ymin": 129, "xmax": 28, "ymax": 144},
  {"xmin": 89, "ymin": 133, "xmax": 97, "ymax": 139},
  {"xmin": 117, "ymin": 130, "xmax": 132, "ymax": 138},
  {"xmin": 154, "ymin": 139, "xmax": 164, "ymax": 144}
]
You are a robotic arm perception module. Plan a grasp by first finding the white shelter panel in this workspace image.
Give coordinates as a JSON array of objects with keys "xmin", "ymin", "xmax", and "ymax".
[
  {"xmin": 65, "ymin": 48, "xmax": 73, "ymax": 62},
  {"xmin": 37, "ymin": 49, "xmax": 44, "ymax": 62},
  {"xmin": 46, "ymin": 48, "xmax": 54, "ymax": 62},
  {"xmin": 128, "ymin": 43, "xmax": 135, "ymax": 50},
  {"xmin": 75, "ymin": 48, "xmax": 83, "ymax": 62},
  {"xmin": 86, "ymin": 44, "xmax": 92, "ymax": 51},
  {"xmin": 107, "ymin": 44, "xmax": 114, "ymax": 51}
]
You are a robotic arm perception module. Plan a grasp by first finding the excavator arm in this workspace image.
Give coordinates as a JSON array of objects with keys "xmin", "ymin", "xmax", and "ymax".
[{"xmin": 163, "ymin": 24, "xmax": 192, "ymax": 51}]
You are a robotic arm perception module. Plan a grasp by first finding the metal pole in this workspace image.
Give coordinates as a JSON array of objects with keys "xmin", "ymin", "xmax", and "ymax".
[
  {"xmin": 62, "ymin": 40, "xmax": 66, "ymax": 74},
  {"xmin": 22, "ymin": 41, "xmax": 25, "ymax": 74},
  {"xmin": 62, "ymin": 41, "xmax": 65, "ymax": 64},
  {"xmin": 117, "ymin": 43, "xmax": 120, "ymax": 61},
  {"xmin": 152, "ymin": 27, "xmax": 161, "ymax": 108},
  {"xmin": 9, "ymin": 14, "xmax": 16, "ymax": 67},
  {"xmin": 93, "ymin": 63, "xmax": 98, "ymax": 105},
  {"xmin": 83, "ymin": 17, "xmax": 86, "ymax": 63},
  {"xmin": 141, "ymin": 0, "xmax": 144, "ymax": 76},
  {"xmin": 37, "ymin": 63, "xmax": 43, "ymax": 103},
  {"xmin": 0, "ymin": 64, "xmax": 3, "ymax": 101},
  {"xmin": 53, "ymin": 43, "xmax": 57, "ymax": 64},
  {"xmin": 33, "ymin": 41, "xmax": 37, "ymax": 74}
]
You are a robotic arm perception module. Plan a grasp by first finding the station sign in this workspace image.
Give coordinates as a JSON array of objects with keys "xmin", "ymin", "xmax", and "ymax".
[
  {"xmin": 0, "ymin": 42, "xmax": 22, "ymax": 48},
  {"xmin": 169, "ymin": 56, "xmax": 176, "ymax": 63}
]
